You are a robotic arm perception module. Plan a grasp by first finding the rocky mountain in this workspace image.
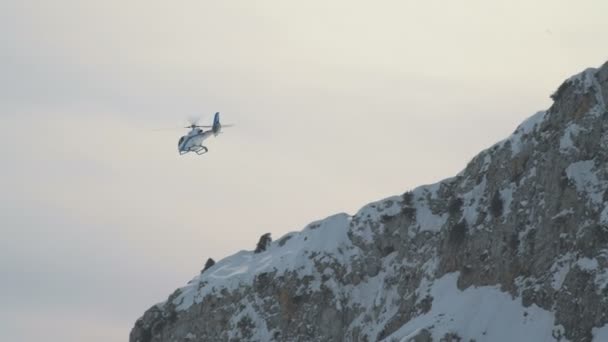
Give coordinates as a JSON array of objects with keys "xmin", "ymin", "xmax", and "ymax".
[{"xmin": 130, "ymin": 61, "xmax": 608, "ymax": 342}]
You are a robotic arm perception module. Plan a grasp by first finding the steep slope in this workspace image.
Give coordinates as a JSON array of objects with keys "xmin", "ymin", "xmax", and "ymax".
[{"xmin": 131, "ymin": 61, "xmax": 608, "ymax": 342}]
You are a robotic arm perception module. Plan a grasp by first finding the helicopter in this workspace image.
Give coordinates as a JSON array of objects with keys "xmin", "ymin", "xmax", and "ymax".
[{"xmin": 177, "ymin": 112, "xmax": 233, "ymax": 155}]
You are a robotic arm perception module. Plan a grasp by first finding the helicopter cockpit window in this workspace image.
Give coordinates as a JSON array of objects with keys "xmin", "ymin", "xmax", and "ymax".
[{"xmin": 178, "ymin": 137, "xmax": 185, "ymax": 146}]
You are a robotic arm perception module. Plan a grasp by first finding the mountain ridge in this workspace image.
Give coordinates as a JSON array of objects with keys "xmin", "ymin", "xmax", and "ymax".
[{"xmin": 131, "ymin": 61, "xmax": 608, "ymax": 342}]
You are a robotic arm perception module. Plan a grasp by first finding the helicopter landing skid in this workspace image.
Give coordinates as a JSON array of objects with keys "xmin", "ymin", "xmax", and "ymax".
[
  {"xmin": 179, "ymin": 145, "xmax": 208, "ymax": 155},
  {"xmin": 194, "ymin": 146, "xmax": 208, "ymax": 155}
]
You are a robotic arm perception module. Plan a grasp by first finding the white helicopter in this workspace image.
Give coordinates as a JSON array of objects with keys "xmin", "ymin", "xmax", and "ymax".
[{"xmin": 177, "ymin": 112, "xmax": 233, "ymax": 155}]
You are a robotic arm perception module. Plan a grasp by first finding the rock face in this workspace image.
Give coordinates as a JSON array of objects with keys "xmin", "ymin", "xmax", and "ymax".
[{"xmin": 130, "ymin": 62, "xmax": 608, "ymax": 342}]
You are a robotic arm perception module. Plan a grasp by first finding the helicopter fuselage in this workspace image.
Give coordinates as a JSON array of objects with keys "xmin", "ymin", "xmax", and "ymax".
[{"xmin": 178, "ymin": 128, "xmax": 214, "ymax": 155}]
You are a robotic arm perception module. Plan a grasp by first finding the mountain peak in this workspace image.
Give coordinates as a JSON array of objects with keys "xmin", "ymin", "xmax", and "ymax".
[{"xmin": 131, "ymin": 61, "xmax": 608, "ymax": 342}]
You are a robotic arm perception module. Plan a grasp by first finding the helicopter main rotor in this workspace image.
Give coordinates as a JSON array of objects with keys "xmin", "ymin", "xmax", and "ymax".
[{"xmin": 185, "ymin": 124, "xmax": 212, "ymax": 129}]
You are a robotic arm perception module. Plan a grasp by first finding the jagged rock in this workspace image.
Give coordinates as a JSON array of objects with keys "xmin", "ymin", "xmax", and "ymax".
[
  {"xmin": 254, "ymin": 233, "xmax": 272, "ymax": 253},
  {"xmin": 200, "ymin": 258, "xmax": 215, "ymax": 274},
  {"xmin": 131, "ymin": 61, "xmax": 608, "ymax": 342}
]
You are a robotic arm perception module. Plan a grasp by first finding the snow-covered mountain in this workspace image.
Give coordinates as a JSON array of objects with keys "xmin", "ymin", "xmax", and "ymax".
[{"xmin": 131, "ymin": 61, "xmax": 608, "ymax": 342}]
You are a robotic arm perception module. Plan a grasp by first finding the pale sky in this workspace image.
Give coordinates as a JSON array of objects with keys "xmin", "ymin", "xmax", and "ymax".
[{"xmin": 1, "ymin": 1, "xmax": 607, "ymax": 341}]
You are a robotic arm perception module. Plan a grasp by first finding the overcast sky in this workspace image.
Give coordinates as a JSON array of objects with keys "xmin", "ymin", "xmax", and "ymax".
[{"xmin": 1, "ymin": 1, "xmax": 607, "ymax": 341}]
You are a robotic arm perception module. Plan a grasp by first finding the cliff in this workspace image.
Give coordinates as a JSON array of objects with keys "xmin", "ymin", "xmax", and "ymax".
[{"xmin": 131, "ymin": 61, "xmax": 608, "ymax": 342}]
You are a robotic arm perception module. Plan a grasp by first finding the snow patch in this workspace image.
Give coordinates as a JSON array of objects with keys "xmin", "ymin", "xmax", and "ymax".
[
  {"xmin": 461, "ymin": 176, "xmax": 487, "ymax": 225},
  {"xmin": 415, "ymin": 203, "xmax": 448, "ymax": 233},
  {"xmin": 600, "ymin": 206, "xmax": 608, "ymax": 226},
  {"xmin": 227, "ymin": 302, "xmax": 272, "ymax": 341},
  {"xmin": 592, "ymin": 76, "xmax": 607, "ymax": 114},
  {"xmin": 559, "ymin": 123, "xmax": 585, "ymax": 153},
  {"xmin": 565, "ymin": 67, "xmax": 598, "ymax": 91},
  {"xmin": 382, "ymin": 273, "xmax": 566, "ymax": 342},
  {"xmin": 500, "ymin": 183, "xmax": 516, "ymax": 218},
  {"xmin": 480, "ymin": 154, "xmax": 492, "ymax": 173},
  {"xmin": 517, "ymin": 225, "xmax": 535, "ymax": 255},
  {"xmin": 595, "ymin": 268, "xmax": 608, "ymax": 295},
  {"xmin": 351, "ymin": 196, "xmax": 402, "ymax": 242},
  {"xmin": 552, "ymin": 208, "xmax": 574, "ymax": 220},
  {"xmin": 576, "ymin": 257, "xmax": 599, "ymax": 272},
  {"xmin": 566, "ymin": 67, "xmax": 605, "ymax": 117},
  {"xmin": 354, "ymin": 196, "xmax": 402, "ymax": 223},
  {"xmin": 593, "ymin": 324, "xmax": 608, "ymax": 341},
  {"xmin": 550, "ymin": 253, "xmax": 574, "ymax": 290},
  {"xmin": 509, "ymin": 111, "xmax": 546, "ymax": 156},
  {"xmin": 565, "ymin": 160, "xmax": 605, "ymax": 205}
]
